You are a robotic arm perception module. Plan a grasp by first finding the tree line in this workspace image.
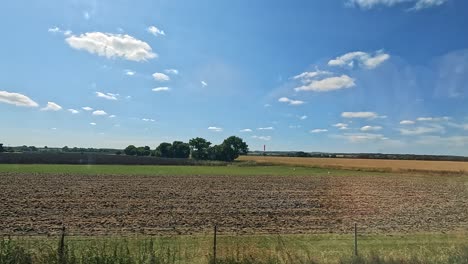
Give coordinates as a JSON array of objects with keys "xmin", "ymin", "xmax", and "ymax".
[{"xmin": 123, "ymin": 136, "xmax": 249, "ymax": 162}]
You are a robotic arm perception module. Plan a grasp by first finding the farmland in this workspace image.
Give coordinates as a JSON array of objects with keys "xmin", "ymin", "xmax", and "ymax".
[
  {"xmin": 239, "ymin": 155, "xmax": 468, "ymax": 173},
  {"xmin": 1, "ymin": 163, "xmax": 468, "ymax": 263}
]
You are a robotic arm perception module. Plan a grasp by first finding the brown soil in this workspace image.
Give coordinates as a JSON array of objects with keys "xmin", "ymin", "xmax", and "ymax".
[{"xmin": 1, "ymin": 172, "xmax": 467, "ymax": 236}]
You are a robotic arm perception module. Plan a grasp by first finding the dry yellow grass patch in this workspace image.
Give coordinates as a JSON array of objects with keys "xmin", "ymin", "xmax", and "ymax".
[{"xmin": 238, "ymin": 155, "xmax": 468, "ymax": 173}]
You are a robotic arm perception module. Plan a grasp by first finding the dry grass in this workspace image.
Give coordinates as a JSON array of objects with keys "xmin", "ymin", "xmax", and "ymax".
[{"xmin": 238, "ymin": 156, "xmax": 468, "ymax": 174}]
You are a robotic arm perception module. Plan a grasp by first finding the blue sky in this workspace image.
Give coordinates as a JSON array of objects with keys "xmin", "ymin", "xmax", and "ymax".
[{"xmin": 1, "ymin": 0, "xmax": 468, "ymax": 155}]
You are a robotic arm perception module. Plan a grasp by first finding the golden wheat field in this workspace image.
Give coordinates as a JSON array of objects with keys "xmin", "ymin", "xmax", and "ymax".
[{"xmin": 239, "ymin": 155, "xmax": 468, "ymax": 173}]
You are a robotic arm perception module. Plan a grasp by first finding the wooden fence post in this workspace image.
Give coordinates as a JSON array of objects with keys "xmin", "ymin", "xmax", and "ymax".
[
  {"xmin": 58, "ymin": 226, "xmax": 66, "ymax": 264},
  {"xmin": 213, "ymin": 224, "xmax": 217, "ymax": 264},
  {"xmin": 354, "ymin": 223, "xmax": 358, "ymax": 257}
]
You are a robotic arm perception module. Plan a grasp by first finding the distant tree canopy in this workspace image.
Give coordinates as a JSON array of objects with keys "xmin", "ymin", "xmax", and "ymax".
[
  {"xmin": 124, "ymin": 145, "xmax": 152, "ymax": 156},
  {"xmin": 154, "ymin": 141, "xmax": 190, "ymax": 158},
  {"xmin": 188, "ymin": 137, "xmax": 211, "ymax": 160},
  {"xmin": 0, "ymin": 143, "xmax": 4, "ymax": 153},
  {"xmin": 123, "ymin": 136, "xmax": 248, "ymax": 162}
]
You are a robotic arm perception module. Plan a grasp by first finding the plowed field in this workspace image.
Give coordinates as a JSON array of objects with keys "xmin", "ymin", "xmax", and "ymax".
[{"xmin": 1, "ymin": 170, "xmax": 467, "ymax": 236}]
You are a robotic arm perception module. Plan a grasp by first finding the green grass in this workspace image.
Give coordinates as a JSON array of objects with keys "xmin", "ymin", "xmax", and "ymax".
[
  {"xmin": 5, "ymin": 233, "xmax": 468, "ymax": 264},
  {"xmin": 0, "ymin": 164, "xmax": 379, "ymax": 177}
]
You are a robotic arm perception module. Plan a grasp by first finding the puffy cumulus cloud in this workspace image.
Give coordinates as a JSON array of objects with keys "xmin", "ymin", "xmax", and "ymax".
[
  {"xmin": 147, "ymin": 26, "xmax": 165, "ymax": 36},
  {"xmin": 294, "ymin": 75, "xmax": 355, "ymax": 92},
  {"xmin": 258, "ymin": 127, "xmax": 274, "ymax": 130},
  {"xmin": 346, "ymin": 0, "xmax": 448, "ymax": 10},
  {"xmin": 278, "ymin": 97, "xmax": 305, "ymax": 105},
  {"xmin": 165, "ymin": 69, "xmax": 179, "ymax": 75},
  {"xmin": 360, "ymin": 125, "xmax": 383, "ymax": 131},
  {"xmin": 240, "ymin": 129, "xmax": 253, "ymax": 132},
  {"xmin": 90, "ymin": 122, "xmax": 97, "ymax": 126},
  {"xmin": 328, "ymin": 50, "xmax": 390, "ymax": 69},
  {"xmin": 252, "ymin": 135, "xmax": 272, "ymax": 141},
  {"xmin": 82, "ymin": 106, "xmax": 93, "ymax": 111},
  {"xmin": 92, "ymin": 110, "xmax": 107, "ymax": 116},
  {"xmin": 152, "ymin": 72, "xmax": 170, "ymax": 81},
  {"xmin": 400, "ymin": 120, "xmax": 415, "ymax": 125},
  {"xmin": 41, "ymin": 102, "xmax": 62, "ymax": 111},
  {"xmin": 201, "ymin": 81, "xmax": 208, "ymax": 87},
  {"xmin": 399, "ymin": 125, "xmax": 445, "ymax": 135},
  {"xmin": 152, "ymin": 87, "xmax": 170, "ymax": 92},
  {"xmin": 96, "ymin": 92, "xmax": 118, "ymax": 100},
  {"xmin": 333, "ymin": 123, "xmax": 349, "ymax": 130},
  {"xmin": 68, "ymin": 109, "xmax": 79, "ymax": 114},
  {"xmin": 310, "ymin": 129, "xmax": 328, "ymax": 133},
  {"xmin": 109, "ymin": 115, "xmax": 116, "ymax": 118},
  {"xmin": 416, "ymin": 116, "xmax": 451, "ymax": 122},
  {"xmin": 341, "ymin": 112, "xmax": 378, "ymax": 119},
  {"xmin": 208, "ymin": 126, "xmax": 223, "ymax": 132},
  {"xmin": 65, "ymin": 32, "xmax": 157, "ymax": 62},
  {"xmin": 0, "ymin": 91, "xmax": 38, "ymax": 107}
]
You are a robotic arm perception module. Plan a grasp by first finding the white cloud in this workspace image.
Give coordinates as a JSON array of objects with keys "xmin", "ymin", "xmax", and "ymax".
[
  {"xmin": 416, "ymin": 135, "xmax": 468, "ymax": 147},
  {"xmin": 147, "ymin": 26, "xmax": 165, "ymax": 36},
  {"xmin": 240, "ymin": 129, "xmax": 253, "ymax": 132},
  {"xmin": 65, "ymin": 32, "xmax": 157, "ymax": 62},
  {"xmin": 328, "ymin": 50, "xmax": 390, "ymax": 69},
  {"xmin": 48, "ymin": 26, "xmax": 60, "ymax": 33},
  {"xmin": 68, "ymin": 109, "xmax": 79, "ymax": 114},
  {"xmin": 152, "ymin": 87, "xmax": 170, "ymax": 92},
  {"xmin": 201, "ymin": 81, "xmax": 208, "ymax": 87},
  {"xmin": 48, "ymin": 26, "xmax": 72, "ymax": 36},
  {"xmin": 399, "ymin": 125, "xmax": 445, "ymax": 135},
  {"xmin": 252, "ymin": 135, "xmax": 272, "ymax": 141},
  {"xmin": 125, "ymin": 70, "xmax": 136, "ymax": 76},
  {"xmin": 109, "ymin": 115, "xmax": 116, "ymax": 118},
  {"xmin": 41, "ymin": 102, "xmax": 62, "ymax": 111},
  {"xmin": 92, "ymin": 110, "xmax": 107, "ymax": 116},
  {"xmin": 416, "ymin": 116, "xmax": 451, "ymax": 122},
  {"xmin": 294, "ymin": 75, "xmax": 355, "ymax": 92},
  {"xmin": 342, "ymin": 112, "xmax": 378, "ymax": 119},
  {"xmin": 96, "ymin": 92, "xmax": 118, "ymax": 100},
  {"xmin": 333, "ymin": 123, "xmax": 349, "ymax": 130},
  {"xmin": 258, "ymin": 127, "xmax": 274, "ymax": 130},
  {"xmin": 82, "ymin": 106, "xmax": 93, "ymax": 111},
  {"xmin": 310, "ymin": 129, "xmax": 328, "ymax": 133},
  {"xmin": 142, "ymin": 118, "xmax": 155, "ymax": 122},
  {"xmin": 292, "ymin": 69, "xmax": 332, "ymax": 83},
  {"xmin": 90, "ymin": 122, "xmax": 96, "ymax": 126},
  {"xmin": 337, "ymin": 133, "xmax": 388, "ymax": 142},
  {"xmin": 208, "ymin": 126, "xmax": 223, "ymax": 132},
  {"xmin": 152, "ymin": 72, "xmax": 170, "ymax": 81},
  {"xmin": 165, "ymin": 69, "xmax": 179, "ymax": 75},
  {"xmin": 0, "ymin": 91, "xmax": 38, "ymax": 107},
  {"xmin": 278, "ymin": 97, "xmax": 305, "ymax": 105},
  {"xmin": 361, "ymin": 125, "xmax": 383, "ymax": 131},
  {"xmin": 347, "ymin": 0, "xmax": 448, "ymax": 10},
  {"xmin": 299, "ymin": 115, "xmax": 308, "ymax": 120},
  {"xmin": 400, "ymin": 120, "xmax": 415, "ymax": 125}
]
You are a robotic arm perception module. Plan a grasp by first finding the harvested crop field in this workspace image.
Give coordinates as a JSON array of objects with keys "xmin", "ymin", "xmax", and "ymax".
[
  {"xmin": 1, "ymin": 167, "xmax": 468, "ymax": 236},
  {"xmin": 239, "ymin": 155, "xmax": 468, "ymax": 173}
]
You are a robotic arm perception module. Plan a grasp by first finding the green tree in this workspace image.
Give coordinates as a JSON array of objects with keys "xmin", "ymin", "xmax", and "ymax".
[
  {"xmin": 29, "ymin": 146, "xmax": 38, "ymax": 152},
  {"xmin": 0, "ymin": 143, "xmax": 4, "ymax": 153},
  {"xmin": 136, "ymin": 146, "xmax": 151, "ymax": 156},
  {"xmin": 62, "ymin": 146, "xmax": 69, "ymax": 152},
  {"xmin": 189, "ymin": 137, "xmax": 211, "ymax": 160},
  {"xmin": 172, "ymin": 141, "xmax": 190, "ymax": 158},
  {"xmin": 124, "ymin": 145, "xmax": 137, "ymax": 156},
  {"xmin": 154, "ymin": 143, "xmax": 173, "ymax": 158},
  {"xmin": 220, "ymin": 136, "xmax": 249, "ymax": 161}
]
